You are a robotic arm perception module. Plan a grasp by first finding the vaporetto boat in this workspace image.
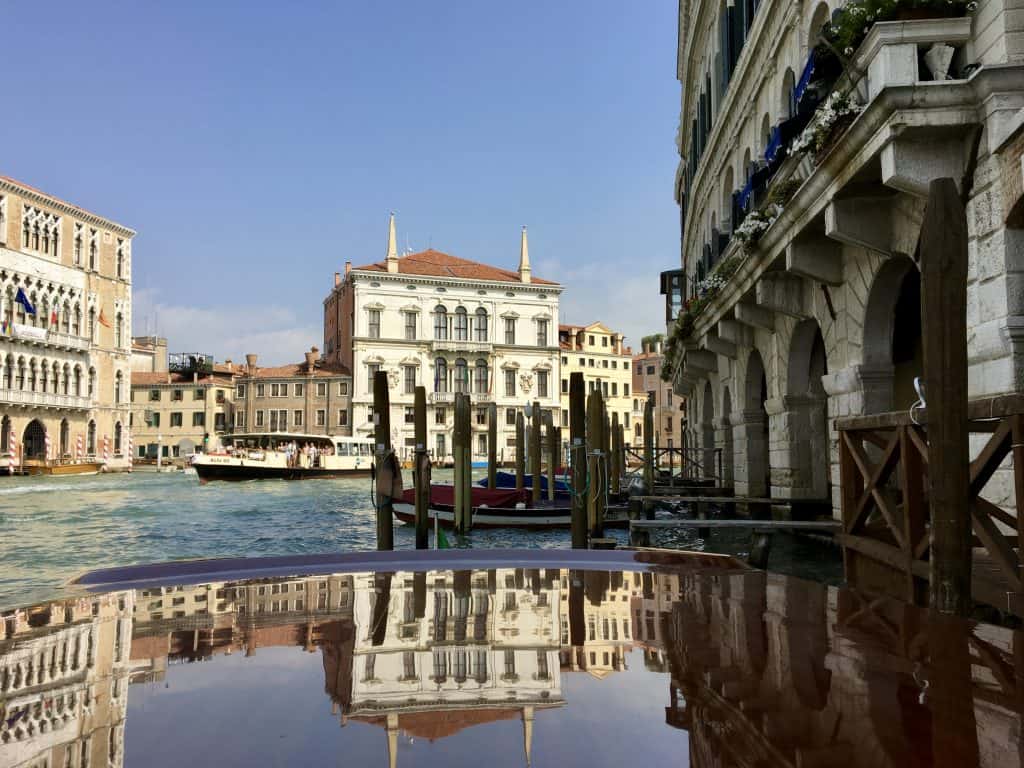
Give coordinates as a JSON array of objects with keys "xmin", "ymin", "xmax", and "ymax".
[{"xmin": 192, "ymin": 432, "xmax": 375, "ymax": 482}]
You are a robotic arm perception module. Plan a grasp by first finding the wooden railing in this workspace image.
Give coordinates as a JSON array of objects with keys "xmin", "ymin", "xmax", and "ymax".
[{"xmin": 837, "ymin": 393, "xmax": 1024, "ymax": 614}]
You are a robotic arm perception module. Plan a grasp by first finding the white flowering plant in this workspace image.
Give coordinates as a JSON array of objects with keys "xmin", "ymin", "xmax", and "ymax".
[
  {"xmin": 734, "ymin": 204, "xmax": 783, "ymax": 248},
  {"xmin": 824, "ymin": 0, "xmax": 975, "ymax": 57},
  {"xmin": 789, "ymin": 91, "xmax": 862, "ymax": 157}
]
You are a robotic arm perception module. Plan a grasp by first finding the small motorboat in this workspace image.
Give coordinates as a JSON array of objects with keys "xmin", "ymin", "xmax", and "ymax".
[
  {"xmin": 393, "ymin": 484, "xmax": 629, "ymax": 529},
  {"xmin": 477, "ymin": 470, "xmax": 571, "ymax": 493},
  {"xmin": 23, "ymin": 460, "xmax": 104, "ymax": 476}
]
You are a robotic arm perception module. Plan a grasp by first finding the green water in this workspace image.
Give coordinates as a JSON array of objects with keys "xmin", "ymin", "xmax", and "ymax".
[{"xmin": 0, "ymin": 470, "xmax": 841, "ymax": 610}]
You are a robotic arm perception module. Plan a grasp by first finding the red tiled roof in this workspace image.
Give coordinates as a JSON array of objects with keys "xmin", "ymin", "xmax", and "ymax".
[
  {"xmin": 131, "ymin": 371, "xmax": 234, "ymax": 386},
  {"xmin": 240, "ymin": 361, "xmax": 351, "ymax": 379},
  {"xmin": 0, "ymin": 175, "xmax": 134, "ymax": 232},
  {"xmin": 355, "ymin": 707, "xmax": 523, "ymax": 741},
  {"xmin": 353, "ymin": 248, "xmax": 557, "ymax": 286}
]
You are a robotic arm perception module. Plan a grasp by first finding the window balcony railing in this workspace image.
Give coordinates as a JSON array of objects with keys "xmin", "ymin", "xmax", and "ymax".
[
  {"xmin": 431, "ymin": 340, "xmax": 492, "ymax": 354},
  {"xmin": 0, "ymin": 388, "xmax": 92, "ymax": 409},
  {"xmin": 8, "ymin": 324, "xmax": 90, "ymax": 352}
]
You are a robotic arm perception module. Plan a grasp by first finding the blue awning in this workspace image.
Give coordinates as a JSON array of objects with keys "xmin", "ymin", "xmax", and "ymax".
[
  {"xmin": 794, "ymin": 51, "xmax": 816, "ymax": 106},
  {"xmin": 764, "ymin": 125, "xmax": 783, "ymax": 164},
  {"xmin": 739, "ymin": 179, "xmax": 754, "ymax": 211}
]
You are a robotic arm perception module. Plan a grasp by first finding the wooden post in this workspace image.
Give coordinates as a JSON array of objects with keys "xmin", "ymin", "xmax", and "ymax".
[
  {"xmin": 610, "ymin": 415, "xmax": 618, "ymax": 493},
  {"xmin": 530, "ymin": 401, "xmax": 542, "ymax": 505},
  {"xmin": 587, "ymin": 389, "xmax": 606, "ymax": 539},
  {"xmin": 462, "ymin": 397, "xmax": 473, "ymax": 532},
  {"xmin": 643, "ymin": 394, "xmax": 654, "ymax": 492},
  {"xmin": 515, "ymin": 410, "xmax": 525, "ymax": 491},
  {"xmin": 922, "ymin": 178, "xmax": 970, "ymax": 616},
  {"xmin": 454, "ymin": 393, "xmax": 468, "ymax": 535},
  {"xmin": 487, "ymin": 402, "xmax": 497, "ymax": 489},
  {"xmin": 373, "ymin": 371, "xmax": 394, "ymax": 551},
  {"xmin": 618, "ymin": 424, "xmax": 626, "ymax": 489},
  {"xmin": 414, "ymin": 386, "xmax": 430, "ymax": 549},
  {"xmin": 570, "ymin": 373, "xmax": 587, "ymax": 549},
  {"xmin": 546, "ymin": 418, "xmax": 558, "ymax": 502}
]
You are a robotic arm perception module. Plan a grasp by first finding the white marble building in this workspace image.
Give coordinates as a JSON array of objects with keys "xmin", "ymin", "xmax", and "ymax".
[{"xmin": 323, "ymin": 216, "xmax": 562, "ymax": 461}]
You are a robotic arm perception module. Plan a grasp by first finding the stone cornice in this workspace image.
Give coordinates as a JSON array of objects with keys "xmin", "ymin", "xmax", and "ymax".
[
  {"xmin": 349, "ymin": 269, "xmax": 563, "ymax": 294},
  {"xmin": 0, "ymin": 179, "xmax": 136, "ymax": 237}
]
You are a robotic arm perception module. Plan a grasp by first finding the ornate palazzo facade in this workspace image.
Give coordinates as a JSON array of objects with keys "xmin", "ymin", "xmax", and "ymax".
[
  {"xmin": 323, "ymin": 216, "xmax": 562, "ymax": 462},
  {"xmin": 0, "ymin": 176, "xmax": 134, "ymax": 469}
]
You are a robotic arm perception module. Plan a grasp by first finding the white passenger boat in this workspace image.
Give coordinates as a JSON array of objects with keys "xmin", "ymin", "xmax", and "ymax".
[{"xmin": 192, "ymin": 432, "xmax": 374, "ymax": 482}]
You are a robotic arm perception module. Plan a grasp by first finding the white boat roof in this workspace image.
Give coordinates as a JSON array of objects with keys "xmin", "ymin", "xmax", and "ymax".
[{"xmin": 225, "ymin": 432, "xmax": 373, "ymax": 442}]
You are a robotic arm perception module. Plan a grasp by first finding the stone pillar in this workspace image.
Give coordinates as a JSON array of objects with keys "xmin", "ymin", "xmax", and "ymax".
[
  {"xmin": 731, "ymin": 409, "xmax": 769, "ymax": 498},
  {"xmin": 716, "ymin": 416, "xmax": 734, "ymax": 488}
]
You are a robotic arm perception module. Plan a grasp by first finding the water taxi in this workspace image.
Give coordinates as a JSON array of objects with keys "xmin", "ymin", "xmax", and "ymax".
[{"xmin": 192, "ymin": 432, "xmax": 375, "ymax": 482}]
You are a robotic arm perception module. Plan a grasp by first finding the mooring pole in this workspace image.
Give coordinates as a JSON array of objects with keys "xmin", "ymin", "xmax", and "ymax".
[
  {"xmin": 454, "ymin": 393, "xmax": 467, "ymax": 535},
  {"xmin": 643, "ymin": 393, "xmax": 654, "ymax": 493},
  {"xmin": 414, "ymin": 386, "xmax": 430, "ymax": 549},
  {"xmin": 531, "ymin": 400, "xmax": 542, "ymax": 506},
  {"xmin": 922, "ymin": 178, "xmax": 971, "ymax": 616},
  {"xmin": 373, "ymin": 370, "xmax": 393, "ymax": 551},
  {"xmin": 546, "ymin": 415, "xmax": 558, "ymax": 502},
  {"xmin": 462, "ymin": 396, "xmax": 473, "ymax": 532},
  {"xmin": 610, "ymin": 412, "xmax": 621, "ymax": 495},
  {"xmin": 487, "ymin": 402, "xmax": 497, "ymax": 489},
  {"xmin": 587, "ymin": 389, "xmax": 605, "ymax": 540},
  {"xmin": 515, "ymin": 410, "xmax": 525, "ymax": 491},
  {"xmin": 570, "ymin": 373, "xmax": 587, "ymax": 549}
]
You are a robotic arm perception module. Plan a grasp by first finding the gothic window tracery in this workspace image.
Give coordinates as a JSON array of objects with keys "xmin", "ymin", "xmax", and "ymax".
[{"xmin": 21, "ymin": 206, "xmax": 61, "ymax": 257}]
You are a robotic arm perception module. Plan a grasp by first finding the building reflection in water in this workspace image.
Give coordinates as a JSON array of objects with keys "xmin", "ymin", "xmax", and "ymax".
[{"xmin": 2, "ymin": 562, "xmax": 1023, "ymax": 767}]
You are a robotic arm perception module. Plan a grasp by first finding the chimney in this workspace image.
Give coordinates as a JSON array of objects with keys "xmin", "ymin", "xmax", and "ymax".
[
  {"xmin": 518, "ymin": 226, "xmax": 531, "ymax": 284},
  {"xmin": 246, "ymin": 353, "xmax": 257, "ymax": 375},
  {"xmin": 345, "ymin": 261, "xmax": 352, "ymax": 276},
  {"xmin": 224, "ymin": 359, "xmax": 233, "ymax": 372},
  {"xmin": 305, "ymin": 350, "xmax": 317, "ymax": 374},
  {"xmin": 386, "ymin": 212, "xmax": 399, "ymax": 274},
  {"xmin": 334, "ymin": 272, "xmax": 341, "ymax": 287}
]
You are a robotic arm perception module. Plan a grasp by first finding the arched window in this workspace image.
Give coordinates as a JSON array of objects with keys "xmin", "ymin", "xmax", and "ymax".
[
  {"xmin": 454, "ymin": 358, "xmax": 468, "ymax": 394},
  {"xmin": 115, "ymin": 313, "xmax": 123, "ymax": 348},
  {"xmin": 474, "ymin": 359, "xmax": 488, "ymax": 394},
  {"xmin": 633, "ymin": 398, "xmax": 638, "ymax": 410},
  {"xmin": 73, "ymin": 366, "xmax": 82, "ymax": 396},
  {"xmin": 28, "ymin": 360, "xmax": 37, "ymax": 392},
  {"xmin": 73, "ymin": 305, "xmax": 81, "ymax": 336},
  {"xmin": 114, "ymin": 371, "xmax": 123, "ymax": 404},
  {"xmin": 88, "ymin": 308, "xmax": 96, "ymax": 341},
  {"xmin": 474, "ymin": 308, "xmax": 488, "ymax": 342},
  {"xmin": 87, "ymin": 420, "xmax": 96, "ymax": 455},
  {"xmin": 454, "ymin": 307, "xmax": 468, "ymax": 341},
  {"xmin": 434, "ymin": 358, "xmax": 448, "ymax": 393},
  {"xmin": 62, "ymin": 363, "xmax": 70, "ymax": 395},
  {"xmin": 114, "ymin": 422, "xmax": 122, "ymax": 454},
  {"xmin": 3, "ymin": 354, "xmax": 12, "ymax": 389},
  {"xmin": 51, "ymin": 362, "xmax": 59, "ymax": 393},
  {"xmin": 116, "ymin": 240, "xmax": 125, "ymax": 278},
  {"xmin": 434, "ymin": 306, "xmax": 448, "ymax": 340},
  {"xmin": 781, "ymin": 68, "xmax": 796, "ymax": 120},
  {"xmin": 62, "ymin": 302, "xmax": 71, "ymax": 333},
  {"xmin": 3, "ymin": 288, "xmax": 12, "ymax": 326},
  {"xmin": 40, "ymin": 361, "xmax": 48, "ymax": 392},
  {"xmin": 40, "ymin": 297, "xmax": 49, "ymax": 329},
  {"xmin": 89, "ymin": 240, "xmax": 97, "ymax": 271},
  {"xmin": 14, "ymin": 292, "xmax": 26, "ymax": 324},
  {"xmin": 88, "ymin": 367, "xmax": 96, "ymax": 398},
  {"xmin": 16, "ymin": 358, "xmax": 25, "ymax": 390},
  {"xmin": 635, "ymin": 424, "xmax": 642, "ymax": 438}
]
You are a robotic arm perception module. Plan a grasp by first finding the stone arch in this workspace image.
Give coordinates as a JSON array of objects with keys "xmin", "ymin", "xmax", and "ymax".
[
  {"xmin": 23, "ymin": 419, "xmax": 46, "ymax": 460},
  {"xmin": 807, "ymin": 1, "xmax": 831, "ymax": 51},
  {"xmin": 1, "ymin": 415, "xmax": 9, "ymax": 453},
  {"xmin": 114, "ymin": 421, "xmax": 123, "ymax": 454},
  {"xmin": 722, "ymin": 166, "xmax": 735, "ymax": 234},
  {"xmin": 781, "ymin": 67, "xmax": 796, "ymax": 120},
  {"xmin": 702, "ymin": 382, "xmax": 716, "ymax": 478},
  {"xmin": 60, "ymin": 418, "xmax": 69, "ymax": 458},
  {"xmin": 785, "ymin": 319, "xmax": 831, "ymax": 510},
  {"xmin": 721, "ymin": 386, "xmax": 735, "ymax": 487},
  {"xmin": 742, "ymin": 349, "xmax": 771, "ymax": 498},
  {"xmin": 861, "ymin": 256, "xmax": 921, "ymax": 413}
]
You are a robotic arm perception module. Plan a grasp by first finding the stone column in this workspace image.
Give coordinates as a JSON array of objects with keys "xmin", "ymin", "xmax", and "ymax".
[
  {"xmin": 731, "ymin": 409, "xmax": 769, "ymax": 498},
  {"xmin": 716, "ymin": 416, "xmax": 734, "ymax": 488}
]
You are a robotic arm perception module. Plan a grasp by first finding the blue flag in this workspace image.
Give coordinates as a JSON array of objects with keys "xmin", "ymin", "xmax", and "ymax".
[{"xmin": 15, "ymin": 288, "xmax": 35, "ymax": 316}]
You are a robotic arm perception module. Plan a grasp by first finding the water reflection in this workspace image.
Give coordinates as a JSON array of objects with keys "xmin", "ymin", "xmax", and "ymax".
[{"xmin": 2, "ymin": 559, "xmax": 1022, "ymax": 767}]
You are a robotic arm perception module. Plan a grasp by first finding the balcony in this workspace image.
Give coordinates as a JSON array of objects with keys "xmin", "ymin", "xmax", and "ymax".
[
  {"xmin": 429, "ymin": 391, "xmax": 491, "ymax": 404},
  {"xmin": 8, "ymin": 324, "xmax": 90, "ymax": 353},
  {"xmin": 431, "ymin": 340, "xmax": 492, "ymax": 354},
  {"xmin": 0, "ymin": 388, "xmax": 92, "ymax": 410}
]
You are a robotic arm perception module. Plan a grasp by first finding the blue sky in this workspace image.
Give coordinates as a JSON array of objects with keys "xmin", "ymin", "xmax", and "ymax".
[{"xmin": 2, "ymin": 1, "xmax": 680, "ymax": 364}]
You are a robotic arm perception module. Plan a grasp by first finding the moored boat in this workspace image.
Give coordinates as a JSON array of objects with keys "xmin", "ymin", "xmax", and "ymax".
[
  {"xmin": 192, "ymin": 432, "xmax": 375, "ymax": 482},
  {"xmin": 393, "ymin": 484, "xmax": 629, "ymax": 529},
  {"xmin": 23, "ymin": 460, "xmax": 104, "ymax": 476}
]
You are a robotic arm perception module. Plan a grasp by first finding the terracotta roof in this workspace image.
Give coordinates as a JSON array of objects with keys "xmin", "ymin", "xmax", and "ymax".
[
  {"xmin": 130, "ymin": 372, "xmax": 234, "ymax": 386},
  {"xmin": 239, "ymin": 361, "xmax": 351, "ymax": 379},
  {"xmin": 352, "ymin": 248, "xmax": 558, "ymax": 286},
  {"xmin": 355, "ymin": 707, "xmax": 523, "ymax": 741},
  {"xmin": 0, "ymin": 175, "xmax": 134, "ymax": 233}
]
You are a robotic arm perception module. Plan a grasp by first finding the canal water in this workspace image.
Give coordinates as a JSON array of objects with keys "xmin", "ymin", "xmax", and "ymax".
[{"xmin": 0, "ymin": 471, "xmax": 841, "ymax": 610}]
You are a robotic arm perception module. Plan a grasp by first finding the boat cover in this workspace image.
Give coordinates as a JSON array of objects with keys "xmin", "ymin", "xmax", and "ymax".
[{"xmin": 401, "ymin": 485, "xmax": 530, "ymax": 508}]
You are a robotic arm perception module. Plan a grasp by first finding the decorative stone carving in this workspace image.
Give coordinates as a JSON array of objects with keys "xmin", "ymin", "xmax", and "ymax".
[{"xmin": 923, "ymin": 42, "xmax": 955, "ymax": 81}]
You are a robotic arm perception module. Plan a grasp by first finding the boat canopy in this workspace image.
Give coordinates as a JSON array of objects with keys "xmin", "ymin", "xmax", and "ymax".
[{"xmin": 223, "ymin": 433, "xmax": 373, "ymax": 452}]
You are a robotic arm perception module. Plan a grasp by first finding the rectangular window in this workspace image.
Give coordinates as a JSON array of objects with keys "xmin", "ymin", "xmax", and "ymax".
[
  {"xmin": 151, "ymin": 413, "xmax": 161, "ymax": 428},
  {"xmin": 367, "ymin": 363, "xmax": 380, "ymax": 393},
  {"xmin": 338, "ymin": 381, "xmax": 349, "ymax": 396},
  {"xmin": 506, "ymin": 408, "xmax": 516, "ymax": 426},
  {"xmin": 602, "ymin": 360, "xmax": 608, "ymax": 368},
  {"xmin": 236, "ymin": 384, "xmax": 246, "ymax": 398},
  {"xmin": 435, "ymin": 407, "xmax": 446, "ymax": 425},
  {"xmin": 317, "ymin": 382, "xmax": 327, "ymax": 397},
  {"xmin": 193, "ymin": 412, "xmax": 205, "ymax": 427},
  {"xmin": 214, "ymin": 413, "xmax": 226, "ymax": 431},
  {"xmin": 170, "ymin": 412, "xmax": 183, "ymax": 427},
  {"xmin": 256, "ymin": 383, "xmax": 266, "ymax": 397},
  {"xmin": 368, "ymin": 309, "xmax": 381, "ymax": 339},
  {"xmin": 316, "ymin": 409, "xmax": 326, "ymax": 426},
  {"xmin": 236, "ymin": 411, "xmax": 246, "ymax": 428},
  {"xmin": 269, "ymin": 409, "xmax": 287, "ymax": 431},
  {"xmin": 589, "ymin": 359, "xmax": 595, "ymax": 367},
  {"xmin": 338, "ymin": 409, "xmax": 348, "ymax": 426},
  {"xmin": 171, "ymin": 389, "xmax": 183, "ymax": 401},
  {"xmin": 404, "ymin": 365, "xmax": 416, "ymax": 395},
  {"xmin": 536, "ymin": 319, "xmax": 548, "ymax": 347},
  {"xmin": 294, "ymin": 382, "xmax": 304, "ymax": 397},
  {"xmin": 405, "ymin": 406, "xmax": 415, "ymax": 424},
  {"xmin": 624, "ymin": 383, "xmax": 630, "ymax": 396},
  {"xmin": 602, "ymin": 381, "xmax": 608, "ymax": 397},
  {"xmin": 434, "ymin": 310, "xmax": 448, "ymax": 340},
  {"xmin": 149, "ymin": 389, "xmax": 161, "ymax": 402},
  {"xmin": 504, "ymin": 317, "xmax": 515, "ymax": 345},
  {"xmin": 194, "ymin": 389, "xmax": 204, "ymax": 401},
  {"xmin": 537, "ymin": 371, "xmax": 548, "ymax": 398},
  {"xmin": 646, "ymin": 366, "xmax": 655, "ymax": 375},
  {"xmin": 612, "ymin": 382, "xmax": 618, "ymax": 396},
  {"xmin": 404, "ymin": 311, "xmax": 417, "ymax": 340},
  {"xmin": 475, "ymin": 408, "xmax": 486, "ymax": 425},
  {"xmin": 666, "ymin": 390, "xmax": 673, "ymax": 406},
  {"xmin": 293, "ymin": 410, "xmax": 304, "ymax": 426},
  {"xmin": 255, "ymin": 410, "xmax": 265, "ymax": 427},
  {"xmin": 504, "ymin": 369, "xmax": 516, "ymax": 397},
  {"xmin": 561, "ymin": 378, "xmax": 568, "ymax": 394}
]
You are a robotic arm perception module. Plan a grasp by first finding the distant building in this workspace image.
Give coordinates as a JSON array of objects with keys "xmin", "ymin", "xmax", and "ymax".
[
  {"xmin": 322, "ymin": 214, "xmax": 562, "ymax": 461},
  {"xmin": 129, "ymin": 354, "xmax": 236, "ymax": 459},
  {"xmin": 557, "ymin": 322, "xmax": 633, "ymax": 440},
  {"xmin": 632, "ymin": 337, "xmax": 683, "ymax": 449},
  {"xmin": 231, "ymin": 347, "xmax": 352, "ymax": 436},
  {"xmin": 0, "ymin": 176, "xmax": 134, "ymax": 468},
  {"xmin": 130, "ymin": 335, "xmax": 167, "ymax": 373}
]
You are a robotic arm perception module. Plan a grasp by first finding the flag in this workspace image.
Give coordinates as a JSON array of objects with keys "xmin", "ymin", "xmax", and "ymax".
[
  {"xmin": 50, "ymin": 310, "xmax": 58, "ymax": 326},
  {"xmin": 98, "ymin": 309, "xmax": 111, "ymax": 328},
  {"xmin": 14, "ymin": 288, "xmax": 35, "ymax": 315}
]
